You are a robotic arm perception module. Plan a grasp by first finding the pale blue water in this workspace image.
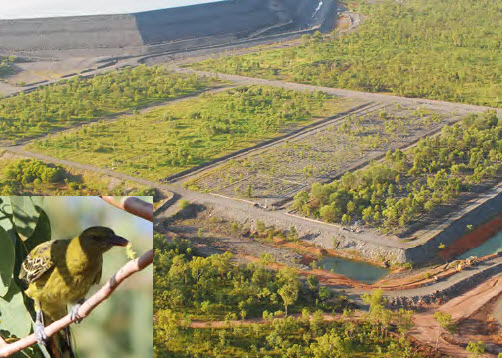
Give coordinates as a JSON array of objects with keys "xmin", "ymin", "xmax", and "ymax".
[
  {"xmin": 0, "ymin": 0, "xmax": 224, "ymax": 19},
  {"xmin": 458, "ymin": 230, "xmax": 502, "ymax": 259},
  {"xmin": 317, "ymin": 256, "xmax": 389, "ymax": 284}
]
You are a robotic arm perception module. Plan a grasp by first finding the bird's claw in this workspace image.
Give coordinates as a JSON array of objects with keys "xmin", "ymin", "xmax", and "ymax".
[
  {"xmin": 70, "ymin": 301, "xmax": 85, "ymax": 324},
  {"xmin": 34, "ymin": 321, "xmax": 48, "ymax": 346}
]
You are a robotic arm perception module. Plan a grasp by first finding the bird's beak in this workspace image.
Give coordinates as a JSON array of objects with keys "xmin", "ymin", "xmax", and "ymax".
[{"xmin": 110, "ymin": 235, "xmax": 129, "ymax": 247}]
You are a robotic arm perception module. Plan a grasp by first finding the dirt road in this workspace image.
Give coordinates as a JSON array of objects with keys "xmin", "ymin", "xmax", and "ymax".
[
  {"xmin": 188, "ymin": 312, "xmax": 354, "ymax": 329},
  {"xmin": 411, "ymin": 274, "xmax": 502, "ymax": 357}
]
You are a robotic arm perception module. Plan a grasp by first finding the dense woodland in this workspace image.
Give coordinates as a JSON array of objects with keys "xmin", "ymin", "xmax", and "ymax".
[
  {"xmin": 0, "ymin": 65, "xmax": 213, "ymax": 141},
  {"xmin": 30, "ymin": 86, "xmax": 339, "ymax": 179},
  {"xmin": 293, "ymin": 111, "xmax": 502, "ymax": 231},
  {"xmin": 154, "ymin": 235, "xmax": 343, "ymax": 321},
  {"xmin": 156, "ymin": 313, "xmax": 425, "ymax": 358},
  {"xmin": 193, "ymin": 0, "xmax": 502, "ymax": 107},
  {"xmin": 154, "ymin": 236, "xmax": 427, "ymax": 357}
]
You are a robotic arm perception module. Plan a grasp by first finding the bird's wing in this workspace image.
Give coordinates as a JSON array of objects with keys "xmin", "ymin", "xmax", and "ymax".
[{"xmin": 19, "ymin": 241, "xmax": 56, "ymax": 284}]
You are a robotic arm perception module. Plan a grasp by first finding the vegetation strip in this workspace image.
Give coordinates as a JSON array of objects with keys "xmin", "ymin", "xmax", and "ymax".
[
  {"xmin": 192, "ymin": 0, "xmax": 502, "ymax": 108},
  {"xmin": 0, "ymin": 65, "xmax": 215, "ymax": 143}
]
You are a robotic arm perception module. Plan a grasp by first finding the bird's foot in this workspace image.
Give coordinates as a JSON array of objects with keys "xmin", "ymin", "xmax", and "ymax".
[
  {"xmin": 34, "ymin": 311, "xmax": 48, "ymax": 346},
  {"xmin": 70, "ymin": 299, "xmax": 86, "ymax": 324}
]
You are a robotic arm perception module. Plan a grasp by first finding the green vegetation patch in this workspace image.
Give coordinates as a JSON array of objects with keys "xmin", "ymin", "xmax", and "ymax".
[
  {"xmin": 29, "ymin": 86, "xmax": 345, "ymax": 180},
  {"xmin": 192, "ymin": 0, "xmax": 502, "ymax": 107},
  {"xmin": 154, "ymin": 237, "xmax": 339, "ymax": 321},
  {"xmin": 293, "ymin": 111, "xmax": 502, "ymax": 232},
  {"xmin": 156, "ymin": 315, "xmax": 427, "ymax": 357},
  {"xmin": 0, "ymin": 56, "xmax": 16, "ymax": 78},
  {"xmin": 0, "ymin": 65, "xmax": 216, "ymax": 143},
  {"xmin": 0, "ymin": 156, "xmax": 157, "ymax": 196}
]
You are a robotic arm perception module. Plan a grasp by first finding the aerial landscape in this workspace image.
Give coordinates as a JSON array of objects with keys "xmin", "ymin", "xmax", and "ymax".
[{"xmin": 1, "ymin": 0, "xmax": 502, "ymax": 356}]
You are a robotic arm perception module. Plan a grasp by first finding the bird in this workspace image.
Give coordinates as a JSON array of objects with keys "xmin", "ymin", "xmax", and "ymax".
[{"xmin": 19, "ymin": 226, "xmax": 129, "ymax": 358}]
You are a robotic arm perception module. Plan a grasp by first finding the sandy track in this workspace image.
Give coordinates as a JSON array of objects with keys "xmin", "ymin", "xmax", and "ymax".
[
  {"xmin": 188, "ymin": 312, "xmax": 357, "ymax": 328},
  {"xmin": 411, "ymin": 274, "xmax": 502, "ymax": 357}
]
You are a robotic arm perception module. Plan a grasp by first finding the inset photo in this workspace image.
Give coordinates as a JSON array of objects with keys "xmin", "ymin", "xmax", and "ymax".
[{"xmin": 0, "ymin": 196, "xmax": 153, "ymax": 358}]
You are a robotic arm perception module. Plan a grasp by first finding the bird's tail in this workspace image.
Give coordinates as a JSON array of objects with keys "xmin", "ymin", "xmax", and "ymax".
[{"xmin": 44, "ymin": 312, "xmax": 75, "ymax": 358}]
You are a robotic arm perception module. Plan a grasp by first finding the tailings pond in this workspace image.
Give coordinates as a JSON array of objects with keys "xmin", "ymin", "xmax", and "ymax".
[{"xmin": 317, "ymin": 256, "xmax": 389, "ymax": 284}]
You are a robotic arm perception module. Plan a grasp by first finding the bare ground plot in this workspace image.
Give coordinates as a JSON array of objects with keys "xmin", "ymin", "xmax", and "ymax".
[
  {"xmin": 411, "ymin": 273, "xmax": 502, "ymax": 357},
  {"xmin": 164, "ymin": 206, "xmax": 309, "ymax": 270},
  {"xmin": 188, "ymin": 102, "xmax": 465, "ymax": 206},
  {"xmin": 449, "ymin": 296, "xmax": 502, "ymax": 355},
  {"xmin": 0, "ymin": 56, "xmax": 140, "ymax": 96}
]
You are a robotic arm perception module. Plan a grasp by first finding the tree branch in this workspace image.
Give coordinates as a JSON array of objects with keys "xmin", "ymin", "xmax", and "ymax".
[
  {"xmin": 0, "ymin": 249, "xmax": 153, "ymax": 357},
  {"xmin": 101, "ymin": 196, "xmax": 153, "ymax": 222}
]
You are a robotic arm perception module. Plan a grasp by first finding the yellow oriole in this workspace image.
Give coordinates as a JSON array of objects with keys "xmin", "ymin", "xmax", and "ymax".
[{"xmin": 19, "ymin": 226, "xmax": 128, "ymax": 358}]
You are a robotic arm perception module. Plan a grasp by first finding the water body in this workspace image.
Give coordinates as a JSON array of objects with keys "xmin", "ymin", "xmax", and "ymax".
[
  {"xmin": 0, "ymin": 0, "xmax": 225, "ymax": 19},
  {"xmin": 457, "ymin": 229, "xmax": 502, "ymax": 325},
  {"xmin": 458, "ymin": 230, "xmax": 502, "ymax": 259},
  {"xmin": 317, "ymin": 256, "xmax": 389, "ymax": 284}
]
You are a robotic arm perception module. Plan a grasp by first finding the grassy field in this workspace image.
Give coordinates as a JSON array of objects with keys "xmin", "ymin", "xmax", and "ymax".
[
  {"xmin": 191, "ymin": 0, "xmax": 502, "ymax": 108},
  {"xmin": 28, "ymin": 86, "xmax": 351, "ymax": 180},
  {"xmin": 0, "ymin": 65, "xmax": 218, "ymax": 143}
]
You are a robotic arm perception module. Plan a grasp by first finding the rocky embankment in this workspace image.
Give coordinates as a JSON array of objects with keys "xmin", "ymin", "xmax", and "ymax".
[{"xmin": 387, "ymin": 254, "xmax": 502, "ymax": 308}]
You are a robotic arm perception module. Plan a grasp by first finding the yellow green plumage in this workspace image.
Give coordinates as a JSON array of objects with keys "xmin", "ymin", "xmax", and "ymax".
[{"xmin": 19, "ymin": 226, "xmax": 128, "ymax": 358}]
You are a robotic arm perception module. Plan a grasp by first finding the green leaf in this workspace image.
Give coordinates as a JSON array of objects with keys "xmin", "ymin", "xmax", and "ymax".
[
  {"xmin": 0, "ymin": 226, "xmax": 15, "ymax": 297},
  {"xmin": 10, "ymin": 197, "xmax": 42, "ymax": 240},
  {"xmin": 26, "ymin": 209, "xmax": 52, "ymax": 254},
  {"xmin": 0, "ymin": 196, "xmax": 14, "ymax": 234},
  {"xmin": 0, "ymin": 281, "xmax": 32, "ymax": 338}
]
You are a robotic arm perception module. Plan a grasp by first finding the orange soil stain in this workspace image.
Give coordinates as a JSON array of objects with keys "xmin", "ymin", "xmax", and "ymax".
[{"xmin": 440, "ymin": 214, "xmax": 502, "ymax": 260}]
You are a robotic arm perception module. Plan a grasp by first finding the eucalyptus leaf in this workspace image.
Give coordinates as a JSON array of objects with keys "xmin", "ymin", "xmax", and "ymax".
[
  {"xmin": 0, "ymin": 196, "xmax": 14, "ymax": 234},
  {"xmin": 10, "ymin": 197, "xmax": 41, "ymax": 240},
  {"xmin": 0, "ymin": 281, "xmax": 32, "ymax": 338},
  {"xmin": 30, "ymin": 196, "xmax": 45, "ymax": 209},
  {"xmin": 26, "ymin": 209, "xmax": 52, "ymax": 254},
  {"xmin": 0, "ymin": 226, "xmax": 15, "ymax": 297}
]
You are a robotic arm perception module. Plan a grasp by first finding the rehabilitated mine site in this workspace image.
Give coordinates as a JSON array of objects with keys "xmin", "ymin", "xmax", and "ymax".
[{"xmin": 2, "ymin": 0, "xmax": 502, "ymax": 356}]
